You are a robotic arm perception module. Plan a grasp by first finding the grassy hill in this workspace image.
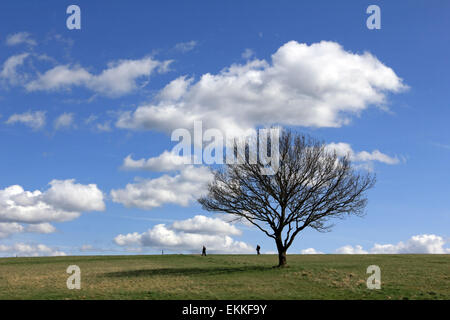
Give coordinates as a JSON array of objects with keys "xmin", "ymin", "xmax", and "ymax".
[{"xmin": 0, "ymin": 254, "xmax": 448, "ymax": 300}]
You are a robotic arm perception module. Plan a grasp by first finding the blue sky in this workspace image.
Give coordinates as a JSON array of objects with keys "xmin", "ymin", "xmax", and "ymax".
[{"xmin": 0, "ymin": 0, "xmax": 449, "ymax": 256}]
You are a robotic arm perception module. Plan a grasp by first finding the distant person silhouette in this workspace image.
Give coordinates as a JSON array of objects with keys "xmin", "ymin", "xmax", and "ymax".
[
  {"xmin": 256, "ymin": 245, "xmax": 261, "ymax": 255},
  {"xmin": 202, "ymin": 246, "xmax": 207, "ymax": 256}
]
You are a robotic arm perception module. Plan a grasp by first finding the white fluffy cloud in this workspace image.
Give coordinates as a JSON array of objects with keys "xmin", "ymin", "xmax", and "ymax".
[
  {"xmin": 0, "ymin": 53, "xmax": 30, "ymax": 85},
  {"xmin": 122, "ymin": 150, "xmax": 192, "ymax": 172},
  {"xmin": 336, "ymin": 234, "xmax": 450, "ymax": 254},
  {"xmin": 156, "ymin": 76, "xmax": 193, "ymax": 102},
  {"xmin": 114, "ymin": 215, "xmax": 252, "ymax": 253},
  {"xmin": 0, "ymin": 222, "xmax": 24, "ymax": 238},
  {"xmin": 6, "ymin": 111, "xmax": 46, "ymax": 130},
  {"xmin": 5, "ymin": 32, "xmax": 36, "ymax": 46},
  {"xmin": 111, "ymin": 165, "xmax": 212, "ymax": 209},
  {"xmin": 54, "ymin": 113, "xmax": 75, "ymax": 130},
  {"xmin": 325, "ymin": 142, "xmax": 400, "ymax": 168},
  {"xmin": 371, "ymin": 234, "xmax": 450, "ymax": 254},
  {"xmin": 0, "ymin": 243, "xmax": 65, "ymax": 257},
  {"xmin": 171, "ymin": 215, "xmax": 241, "ymax": 236},
  {"xmin": 41, "ymin": 179, "xmax": 105, "ymax": 213},
  {"xmin": 335, "ymin": 244, "xmax": 369, "ymax": 254},
  {"xmin": 0, "ymin": 179, "xmax": 105, "ymax": 224},
  {"xmin": 25, "ymin": 222, "xmax": 57, "ymax": 234},
  {"xmin": 26, "ymin": 57, "xmax": 172, "ymax": 97},
  {"xmin": 0, "ymin": 222, "xmax": 57, "ymax": 239},
  {"xmin": 300, "ymin": 248, "xmax": 324, "ymax": 254},
  {"xmin": 117, "ymin": 41, "xmax": 406, "ymax": 135}
]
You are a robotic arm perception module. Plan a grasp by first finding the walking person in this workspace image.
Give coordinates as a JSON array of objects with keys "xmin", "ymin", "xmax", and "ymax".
[
  {"xmin": 202, "ymin": 246, "xmax": 207, "ymax": 256},
  {"xmin": 256, "ymin": 244, "xmax": 261, "ymax": 255}
]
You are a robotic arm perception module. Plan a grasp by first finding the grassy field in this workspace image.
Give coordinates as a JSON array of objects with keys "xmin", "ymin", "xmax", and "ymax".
[{"xmin": 0, "ymin": 254, "xmax": 448, "ymax": 300}]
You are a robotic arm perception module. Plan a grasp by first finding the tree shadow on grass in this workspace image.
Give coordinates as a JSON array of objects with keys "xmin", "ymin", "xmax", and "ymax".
[{"xmin": 104, "ymin": 265, "xmax": 270, "ymax": 278}]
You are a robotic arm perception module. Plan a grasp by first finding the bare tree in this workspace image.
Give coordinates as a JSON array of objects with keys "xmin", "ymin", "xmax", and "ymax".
[{"xmin": 198, "ymin": 130, "xmax": 375, "ymax": 267}]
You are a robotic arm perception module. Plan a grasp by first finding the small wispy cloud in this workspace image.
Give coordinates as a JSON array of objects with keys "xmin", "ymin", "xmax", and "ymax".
[
  {"xmin": 6, "ymin": 111, "xmax": 46, "ymax": 130},
  {"xmin": 0, "ymin": 53, "xmax": 30, "ymax": 85},
  {"xmin": 241, "ymin": 48, "xmax": 255, "ymax": 60},
  {"xmin": 96, "ymin": 121, "xmax": 112, "ymax": 132},
  {"xmin": 26, "ymin": 57, "xmax": 172, "ymax": 97},
  {"xmin": 6, "ymin": 32, "xmax": 37, "ymax": 47},
  {"xmin": 54, "ymin": 112, "xmax": 75, "ymax": 130},
  {"xmin": 174, "ymin": 40, "xmax": 197, "ymax": 53},
  {"xmin": 431, "ymin": 142, "xmax": 450, "ymax": 150},
  {"xmin": 325, "ymin": 142, "xmax": 402, "ymax": 169}
]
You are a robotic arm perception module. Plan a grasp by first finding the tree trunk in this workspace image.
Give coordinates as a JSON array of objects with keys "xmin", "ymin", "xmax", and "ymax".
[
  {"xmin": 275, "ymin": 235, "xmax": 287, "ymax": 267},
  {"xmin": 277, "ymin": 249, "xmax": 287, "ymax": 267}
]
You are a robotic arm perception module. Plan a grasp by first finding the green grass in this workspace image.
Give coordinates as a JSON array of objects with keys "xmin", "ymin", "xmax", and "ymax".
[{"xmin": 0, "ymin": 254, "xmax": 448, "ymax": 300}]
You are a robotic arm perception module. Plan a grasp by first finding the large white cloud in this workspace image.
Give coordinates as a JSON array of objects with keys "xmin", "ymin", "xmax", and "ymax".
[
  {"xmin": 0, "ymin": 243, "xmax": 66, "ymax": 257},
  {"xmin": 111, "ymin": 165, "xmax": 212, "ymax": 209},
  {"xmin": 41, "ymin": 179, "xmax": 105, "ymax": 213},
  {"xmin": 336, "ymin": 234, "xmax": 450, "ymax": 254},
  {"xmin": 0, "ymin": 179, "xmax": 105, "ymax": 224},
  {"xmin": 25, "ymin": 57, "xmax": 172, "ymax": 97},
  {"xmin": 117, "ymin": 41, "xmax": 406, "ymax": 135},
  {"xmin": 114, "ymin": 215, "xmax": 252, "ymax": 253}
]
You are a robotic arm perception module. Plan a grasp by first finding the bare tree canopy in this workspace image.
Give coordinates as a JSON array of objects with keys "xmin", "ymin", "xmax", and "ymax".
[{"xmin": 198, "ymin": 130, "xmax": 375, "ymax": 267}]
